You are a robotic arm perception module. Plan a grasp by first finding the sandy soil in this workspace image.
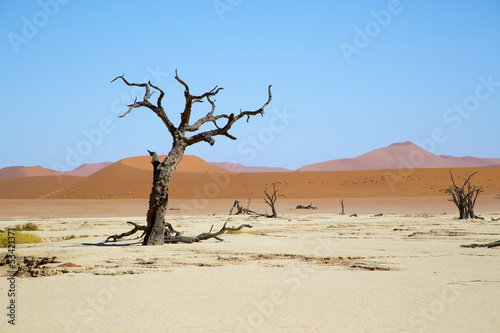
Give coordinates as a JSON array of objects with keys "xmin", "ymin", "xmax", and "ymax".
[{"xmin": 0, "ymin": 198, "xmax": 499, "ymax": 332}]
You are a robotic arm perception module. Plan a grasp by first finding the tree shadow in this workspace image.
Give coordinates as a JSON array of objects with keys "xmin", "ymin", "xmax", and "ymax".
[{"xmin": 81, "ymin": 240, "xmax": 142, "ymax": 247}]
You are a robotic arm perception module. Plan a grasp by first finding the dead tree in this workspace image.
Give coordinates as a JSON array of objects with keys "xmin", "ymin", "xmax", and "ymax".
[
  {"xmin": 112, "ymin": 71, "xmax": 271, "ymax": 245},
  {"xmin": 264, "ymin": 182, "xmax": 284, "ymax": 218},
  {"xmin": 442, "ymin": 171, "xmax": 483, "ymax": 220},
  {"xmin": 340, "ymin": 199, "xmax": 345, "ymax": 215}
]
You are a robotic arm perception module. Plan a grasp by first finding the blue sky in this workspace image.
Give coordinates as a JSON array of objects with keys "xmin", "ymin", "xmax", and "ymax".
[{"xmin": 1, "ymin": 0, "xmax": 499, "ymax": 171}]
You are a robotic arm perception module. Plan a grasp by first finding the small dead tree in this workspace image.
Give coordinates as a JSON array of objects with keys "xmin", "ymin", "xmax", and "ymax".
[
  {"xmin": 340, "ymin": 199, "xmax": 345, "ymax": 215},
  {"xmin": 264, "ymin": 182, "xmax": 284, "ymax": 218},
  {"xmin": 442, "ymin": 171, "xmax": 483, "ymax": 220},
  {"xmin": 111, "ymin": 71, "xmax": 272, "ymax": 245}
]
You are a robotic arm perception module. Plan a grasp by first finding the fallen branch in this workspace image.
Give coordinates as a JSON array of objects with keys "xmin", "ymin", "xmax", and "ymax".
[
  {"xmin": 106, "ymin": 222, "xmax": 146, "ymax": 242},
  {"xmin": 491, "ymin": 217, "xmax": 500, "ymax": 221},
  {"xmin": 105, "ymin": 219, "xmax": 252, "ymax": 244},
  {"xmin": 296, "ymin": 203, "xmax": 318, "ymax": 210},
  {"xmin": 164, "ymin": 220, "xmax": 252, "ymax": 243},
  {"xmin": 460, "ymin": 240, "xmax": 500, "ymax": 248},
  {"xmin": 229, "ymin": 199, "xmax": 270, "ymax": 217}
]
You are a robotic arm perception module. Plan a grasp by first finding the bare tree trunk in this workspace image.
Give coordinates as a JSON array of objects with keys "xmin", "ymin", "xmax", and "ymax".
[
  {"xmin": 340, "ymin": 199, "xmax": 345, "ymax": 215},
  {"xmin": 143, "ymin": 147, "xmax": 185, "ymax": 245}
]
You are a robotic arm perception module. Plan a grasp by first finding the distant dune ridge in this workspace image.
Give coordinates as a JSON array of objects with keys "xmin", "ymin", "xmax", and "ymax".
[
  {"xmin": 298, "ymin": 141, "xmax": 500, "ymax": 171},
  {"xmin": 64, "ymin": 162, "xmax": 113, "ymax": 177},
  {"xmin": 121, "ymin": 155, "xmax": 229, "ymax": 173},
  {"xmin": 0, "ymin": 166, "xmax": 65, "ymax": 178},
  {"xmin": 209, "ymin": 162, "xmax": 292, "ymax": 173},
  {"xmin": 0, "ymin": 141, "xmax": 499, "ymax": 199},
  {"xmin": 0, "ymin": 163, "xmax": 112, "ymax": 178}
]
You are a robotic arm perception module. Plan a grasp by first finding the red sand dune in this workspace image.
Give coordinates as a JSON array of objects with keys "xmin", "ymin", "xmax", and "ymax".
[
  {"xmin": 2, "ymin": 152, "xmax": 499, "ymax": 200},
  {"xmin": 299, "ymin": 141, "xmax": 500, "ymax": 171},
  {"xmin": 44, "ymin": 155, "xmax": 231, "ymax": 199},
  {"xmin": 47, "ymin": 161, "xmax": 500, "ymax": 200}
]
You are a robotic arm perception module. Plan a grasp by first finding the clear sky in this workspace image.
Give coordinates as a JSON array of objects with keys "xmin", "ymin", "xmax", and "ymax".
[{"xmin": 1, "ymin": 0, "xmax": 499, "ymax": 171}]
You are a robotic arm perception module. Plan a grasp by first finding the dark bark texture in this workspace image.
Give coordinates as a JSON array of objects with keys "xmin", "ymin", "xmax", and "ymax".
[{"xmin": 112, "ymin": 71, "xmax": 272, "ymax": 245}]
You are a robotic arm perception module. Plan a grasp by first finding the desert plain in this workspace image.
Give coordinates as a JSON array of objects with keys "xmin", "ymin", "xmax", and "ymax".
[
  {"xmin": 0, "ymin": 196, "xmax": 499, "ymax": 332},
  {"xmin": 0, "ymin": 155, "xmax": 500, "ymax": 332}
]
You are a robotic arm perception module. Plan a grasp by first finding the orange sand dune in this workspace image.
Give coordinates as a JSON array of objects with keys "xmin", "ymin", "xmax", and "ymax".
[
  {"xmin": 121, "ymin": 155, "xmax": 230, "ymax": 172},
  {"xmin": 210, "ymin": 162, "xmax": 292, "ymax": 172},
  {"xmin": 65, "ymin": 162, "xmax": 113, "ymax": 177},
  {"xmin": 0, "ymin": 176, "xmax": 82, "ymax": 199},
  {"xmin": 0, "ymin": 165, "xmax": 66, "ymax": 177},
  {"xmin": 47, "ymin": 162, "xmax": 500, "ymax": 199}
]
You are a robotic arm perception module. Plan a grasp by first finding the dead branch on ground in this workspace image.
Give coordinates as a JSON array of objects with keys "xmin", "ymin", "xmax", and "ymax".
[
  {"xmin": 105, "ymin": 219, "xmax": 252, "ymax": 243},
  {"xmin": 296, "ymin": 203, "xmax": 318, "ymax": 210},
  {"xmin": 460, "ymin": 240, "xmax": 500, "ymax": 248},
  {"xmin": 106, "ymin": 222, "xmax": 147, "ymax": 242},
  {"xmin": 229, "ymin": 199, "xmax": 267, "ymax": 216}
]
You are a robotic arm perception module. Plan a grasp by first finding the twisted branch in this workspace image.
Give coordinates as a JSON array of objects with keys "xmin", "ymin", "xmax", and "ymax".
[
  {"xmin": 111, "ymin": 74, "xmax": 176, "ymax": 135},
  {"xmin": 185, "ymin": 84, "xmax": 272, "ymax": 146},
  {"xmin": 105, "ymin": 221, "xmax": 147, "ymax": 242},
  {"xmin": 104, "ymin": 219, "xmax": 253, "ymax": 244}
]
